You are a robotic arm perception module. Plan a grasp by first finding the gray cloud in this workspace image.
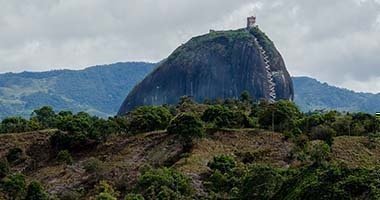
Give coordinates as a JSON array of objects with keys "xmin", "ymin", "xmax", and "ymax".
[{"xmin": 0, "ymin": 0, "xmax": 379, "ymax": 93}]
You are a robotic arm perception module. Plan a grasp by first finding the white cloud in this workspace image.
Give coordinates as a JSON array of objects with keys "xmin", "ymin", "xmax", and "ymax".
[{"xmin": 0, "ymin": 0, "xmax": 379, "ymax": 93}]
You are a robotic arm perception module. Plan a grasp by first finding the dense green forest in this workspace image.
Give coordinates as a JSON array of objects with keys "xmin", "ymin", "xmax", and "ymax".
[
  {"xmin": 1, "ymin": 63, "xmax": 379, "ymax": 120},
  {"xmin": 1, "ymin": 93, "xmax": 380, "ymax": 199}
]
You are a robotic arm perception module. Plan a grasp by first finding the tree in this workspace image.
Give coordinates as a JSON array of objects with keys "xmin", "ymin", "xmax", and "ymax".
[
  {"xmin": 240, "ymin": 91, "xmax": 252, "ymax": 103},
  {"xmin": 25, "ymin": 181, "xmax": 48, "ymax": 200},
  {"xmin": 258, "ymin": 100, "xmax": 301, "ymax": 132},
  {"xmin": 127, "ymin": 106, "xmax": 172, "ymax": 134},
  {"xmin": 309, "ymin": 142, "xmax": 331, "ymax": 166},
  {"xmin": 1, "ymin": 173, "xmax": 27, "ymax": 199},
  {"xmin": 240, "ymin": 165, "xmax": 284, "ymax": 200},
  {"xmin": 208, "ymin": 155, "xmax": 236, "ymax": 174},
  {"xmin": 331, "ymin": 115, "xmax": 352, "ymax": 136},
  {"xmin": 136, "ymin": 167, "xmax": 193, "ymax": 200},
  {"xmin": 310, "ymin": 125, "xmax": 336, "ymax": 146},
  {"xmin": 31, "ymin": 106, "xmax": 57, "ymax": 129},
  {"xmin": 202, "ymin": 105, "xmax": 253, "ymax": 129},
  {"xmin": 0, "ymin": 117, "xmax": 31, "ymax": 133},
  {"xmin": 167, "ymin": 113, "xmax": 204, "ymax": 146}
]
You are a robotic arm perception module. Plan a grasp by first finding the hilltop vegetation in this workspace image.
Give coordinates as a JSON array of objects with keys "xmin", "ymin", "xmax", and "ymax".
[{"xmin": 0, "ymin": 93, "xmax": 380, "ymax": 199}]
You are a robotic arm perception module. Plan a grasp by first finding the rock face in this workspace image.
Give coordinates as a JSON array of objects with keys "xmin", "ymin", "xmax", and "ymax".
[{"xmin": 118, "ymin": 27, "xmax": 294, "ymax": 114}]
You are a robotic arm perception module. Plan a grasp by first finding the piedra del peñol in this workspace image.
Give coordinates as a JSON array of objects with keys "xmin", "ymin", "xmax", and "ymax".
[{"xmin": 119, "ymin": 17, "xmax": 294, "ymax": 115}]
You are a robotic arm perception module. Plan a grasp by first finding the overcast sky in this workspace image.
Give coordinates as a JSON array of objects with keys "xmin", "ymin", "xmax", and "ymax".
[{"xmin": 0, "ymin": 0, "xmax": 380, "ymax": 93}]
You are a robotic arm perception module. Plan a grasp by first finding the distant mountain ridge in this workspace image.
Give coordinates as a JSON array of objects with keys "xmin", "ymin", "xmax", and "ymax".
[
  {"xmin": 293, "ymin": 76, "xmax": 380, "ymax": 113},
  {"xmin": 0, "ymin": 63, "xmax": 379, "ymax": 119},
  {"xmin": 0, "ymin": 62, "xmax": 155, "ymax": 119}
]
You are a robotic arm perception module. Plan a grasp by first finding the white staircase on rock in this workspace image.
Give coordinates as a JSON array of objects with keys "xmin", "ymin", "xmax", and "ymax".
[{"xmin": 253, "ymin": 37, "xmax": 277, "ymax": 102}]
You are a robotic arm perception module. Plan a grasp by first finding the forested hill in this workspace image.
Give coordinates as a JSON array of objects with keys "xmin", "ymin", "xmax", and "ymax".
[
  {"xmin": 293, "ymin": 77, "xmax": 380, "ymax": 113},
  {"xmin": 1, "ymin": 63, "xmax": 380, "ymax": 119},
  {"xmin": 0, "ymin": 62, "xmax": 155, "ymax": 119}
]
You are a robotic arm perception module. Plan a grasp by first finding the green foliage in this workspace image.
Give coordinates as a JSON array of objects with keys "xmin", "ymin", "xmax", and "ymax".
[
  {"xmin": 127, "ymin": 106, "xmax": 172, "ymax": 134},
  {"xmin": 96, "ymin": 193, "xmax": 117, "ymax": 200},
  {"xmin": 0, "ymin": 159, "xmax": 10, "ymax": 179},
  {"xmin": 310, "ymin": 125, "xmax": 335, "ymax": 146},
  {"xmin": 207, "ymin": 155, "xmax": 236, "ymax": 174},
  {"xmin": 50, "ymin": 111, "xmax": 117, "ymax": 150},
  {"xmin": 83, "ymin": 157, "xmax": 104, "ymax": 174},
  {"xmin": 205, "ymin": 156, "xmax": 241, "ymax": 198},
  {"xmin": 56, "ymin": 150, "xmax": 73, "ymax": 165},
  {"xmin": 240, "ymin": 165, "xmax": 284, "ymax": 200},
  {"xmin": 60, "ymin": 189, "xmax": 85, "ymax": 200},
  {"xmin": 31, "ymin": 106, "xmax": 56, "ymax": 129},
  {"xmin": 6, "ymin": 147, "xmax": 23, "ymax": 164},
  {"xmin": 95, "ymin": 181, "xmax": 119, "ymax": 199},
  {"xmin": 25, "ymin": 181, "xmax": 48, "ymax": 200},
  {"xmin": 0, "ymin": 173, "xmax": 27, "ymax": 200},
  {"xmin": 167, "ymin": 113, "xmax": 204, "ymax": 145},
  {"xmin": 125, "ymin": 193, "xmax": 145, "ymax": 200},
  {"xmin": 202, "ymin": 105, "xmax": 253, "ymax": 129},
  {"xmin": 258, "ymin": 100, "xmax": 301, "ymax": 133},
  {"xmin": 239, "ymin": 91, "xmax": 252, "ymax": 103},
  {"xmin": 0, "ymin": 117, "xmax": 32, "ymax": 134},
  {"xmin": 275, "ymin": 166, "xmax": 380, "ymax": 200},
  {"xmin": 308, "ymin": 142, "xmax": 331, "ymax": 166},
  {"xmin": 136, "ymin": 167, "xmax": 193, "ymax": 200}
]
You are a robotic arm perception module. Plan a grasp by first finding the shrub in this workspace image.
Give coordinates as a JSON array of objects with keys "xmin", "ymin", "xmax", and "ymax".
[
  {"xmin": 240, "ymin": 91, "xmax": 252, "ymax": 103},
  {"xmin": 124, "ymin": 193, "xmax": 145, "ymax": 200},
  {"xmin": 89, "ymin": 119, "xmax": 118, "ymax": 142},
  {"xmin": 202, "ymin": 105, "xmax": 253, "ymax": 129},
  {"xmin": 0, "ymin": 159, "xmax": 10, "ymax": 179},
  {"xmin": 95, "ymin": 181, "xmax": 119, "ymax": 199},
  {"xmin": 60, "ymin": 190, "xmax": 84, "ymax": 200},
  {"xmin": 127, "ymin": 106, "xmax": 172, "ymax": 134},
  {"xmin": 309, "ymin": 142, "xmax": 331, "ymax": 166},
  {"xmin": 50, "ymin": 130, "xmax": 83, "ymax": 151},
  {"xmin": 25, "ymin": 181, "xmax": 48, "ymax": 200},
  {"xmin": 6, "ymin": 147, "xmax": 23, "ymax": 164},
  {"xmin": 83, "ymin": 157, "xmax": 103, "ymax": 174},
  {"xmin": 136, "ymin": 167, "xmax": 193, "ymax": 200},
  {"xmin": 1, "ymin": 173, "xmax": 27, "ymax": 199},
  {"xmin": 240, "ymin": 165, "xmax": 284, "ymax": 200},
  {"xmin": 0, "ymin": 117, "xmax": 31, "ymax": 133},
  {"xmin": 57, "ymin": 150, "xmax": 73, "ymax": 165},
  {"xmin": 331, "ymin": 115, "xmax": 352, "ymax": 136},
  {"xmin": 208, "ymin": 155, "xmax": 236, "ymax": 174},
  {"xmin": 167, "ymin": 113, "xmax": 204, "ymax": 145},
  {"xmin": 310, "ymin": 125, "xmax": 335, "ymax": 146},
  {"xmin": 207, "ymin": 170, "xmax": 235, "ymax": 195},
  {"xmin": 96, "ymin": 192, "xmax": 117, "ymax": 200}
]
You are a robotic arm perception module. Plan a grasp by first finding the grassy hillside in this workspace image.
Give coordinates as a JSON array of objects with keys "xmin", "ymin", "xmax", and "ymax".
[
  {"xmin": 1, "ymin": 99, "xmax": 380, "ymax": 199},
  {"xmin": 1, "ymin": 129, "xmax": 379, "ymax": 199}
]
